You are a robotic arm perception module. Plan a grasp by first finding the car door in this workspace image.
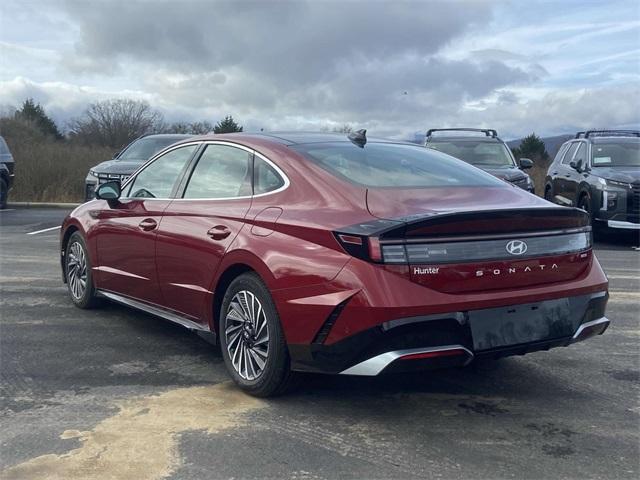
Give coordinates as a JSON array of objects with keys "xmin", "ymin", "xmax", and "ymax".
[
  {"xmin": 155, "ymin": 142, "xmax": 254, "ymax": 322},
  {"xmin": 565, "ymin": 141, "xmax": 587, "ymax": 205},
  {"xmin": 93, "ymin": 144, "xmax": 198, "ymax": 304},
  {"xmin": 553, "ymin": 142, "xmax": 579, "ymax": 205}
]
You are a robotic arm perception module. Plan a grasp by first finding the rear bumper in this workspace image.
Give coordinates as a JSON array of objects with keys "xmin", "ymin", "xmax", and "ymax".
[{"xmin": 289, "ymin": 291, "xmax": 609, "ymax": 375}]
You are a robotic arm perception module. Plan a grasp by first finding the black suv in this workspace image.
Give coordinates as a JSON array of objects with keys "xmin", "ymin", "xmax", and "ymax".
[
  {"xmin": 544, "ymin": 130, "xmax": 639, "ymax": 230},
  {"xmin": 85, "ymin": 134, "xmax": 191, "ymax": 201},
  {"xmin": 0, "ymin": 135, "xmax": 15, "ymax": 209},
  {"xmin": 424, "ymin": 128, "xmax": 534, "ymax": 192}
]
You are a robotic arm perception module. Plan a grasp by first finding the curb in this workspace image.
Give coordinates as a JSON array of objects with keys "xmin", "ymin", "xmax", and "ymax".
[{"xmin": 7, "ymin": 202, "xmax": 80, "ymax": 209}]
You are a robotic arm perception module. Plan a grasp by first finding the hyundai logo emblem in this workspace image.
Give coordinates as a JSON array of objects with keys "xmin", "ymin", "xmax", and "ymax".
[{"xmin": 506, "ymin": 240, "xmax": 528, "ymax": 255}]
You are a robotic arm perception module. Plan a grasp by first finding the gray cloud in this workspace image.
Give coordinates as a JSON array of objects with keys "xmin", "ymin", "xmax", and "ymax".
[
  {"xmin": 55, "ymin": 0, "xmax": 541, "ymax": 135},
  {"xmin": 2, "ymin": 0, "xmax": 638, "ymax": 139}
]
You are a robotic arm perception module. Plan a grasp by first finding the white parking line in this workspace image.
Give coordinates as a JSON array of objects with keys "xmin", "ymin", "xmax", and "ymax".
[
  {"xmin": 0, "ymin": 209, "xmax": 15, "ymax": 212},
  {"xmin": 26, "ymin": 225, "xmax": 61, "ymax": 235}
]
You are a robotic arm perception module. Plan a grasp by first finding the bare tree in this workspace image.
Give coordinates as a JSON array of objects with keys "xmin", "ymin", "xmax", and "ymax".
[
  {"xmin": 165, "ymin": 120, "xmax": 213, "ymax": 135},
  {"xmin": 332, "ymin": 124, "xmax": 354, "ymax": 134},
  {"xmin": 320, "ymin": 123, "xmax": 354, "ymax": 133},
  {"xmin": 69, "ymin": 99, "xmax": 164, "ymax": 148}
]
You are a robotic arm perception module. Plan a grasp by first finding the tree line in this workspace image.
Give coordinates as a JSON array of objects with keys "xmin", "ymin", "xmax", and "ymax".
[{"xmin": 1, "ymin": 98, "xmax": 243, "ymax": 150}]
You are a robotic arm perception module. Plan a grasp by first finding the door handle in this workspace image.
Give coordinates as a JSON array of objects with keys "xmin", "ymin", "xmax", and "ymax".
[
  {"xmin": 207, "ymin": 225, "xmax": 231, "ymax": 240},
  {"xmin": 138, "ymin": 218, "xmax": 158, "ymax": 231},
  {"xmin": 564, "ymin": 174, "xmax": 571, "ymax": 178}
]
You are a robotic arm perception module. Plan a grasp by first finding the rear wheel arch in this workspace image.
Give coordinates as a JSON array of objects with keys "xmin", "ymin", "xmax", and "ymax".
[{"xmin": 212, "ymin": 263, "xmax": 264, "ymax": 334}]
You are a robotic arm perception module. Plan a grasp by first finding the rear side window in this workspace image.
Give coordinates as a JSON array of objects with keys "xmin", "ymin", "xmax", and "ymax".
[
  {"xmin": 291, "ymin": 142, "xmax": 505, "ymax": 188},
  {"xmin": 254, "ymin": 158, "xmax": 285, "ymax": 195},
  {"xmin": 562, "ymin": 143, "xmax": 579, "ymax": 164},
  {"xmin": 125, "ymin": 145, "xmax": 196, "ymax": 198},
  {"xmin": 183, "ymin": 144, "xmax": 251, "ymax": 199}
]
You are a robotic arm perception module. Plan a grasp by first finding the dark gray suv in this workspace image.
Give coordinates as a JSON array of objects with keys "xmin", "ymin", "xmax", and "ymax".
[
  {"xmin": 0, "ymin": 135, "xmax": 15, "ymax": 209},
  {"xmin": 85, "ymin": 134, "xmax": 191, "ymax": 201},
  {"xmin": 424, "ymin": 128, "xmax": 535, "ymax": 192},
  {"xmin": 544, "ymin": 130, "xmax": 639, "ymax": 230}
]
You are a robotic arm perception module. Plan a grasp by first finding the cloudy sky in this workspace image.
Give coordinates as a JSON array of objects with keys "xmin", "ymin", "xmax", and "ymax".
[{"xmin": 1, "ymin": 0, "xmax": 639, "ymax": 140}]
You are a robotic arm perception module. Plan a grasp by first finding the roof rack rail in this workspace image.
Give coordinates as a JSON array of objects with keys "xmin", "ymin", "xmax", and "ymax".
[
  {"xmin": 426, "ymin": 128, "xmax": 498, "ymax": 139},
  {"xmin": 575, "ymin": 130, "xmax": 640, "ymax": 139}
]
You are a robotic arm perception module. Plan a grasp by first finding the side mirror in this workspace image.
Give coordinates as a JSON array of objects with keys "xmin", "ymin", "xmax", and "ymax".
[
  {"xmin": 519, "ymin": 158, "xmax": 533, "ymax": 169},
  {"xmin": 570, "ymin": 158, "xmax": 583, "ymax": 173},
  {"xmin": 95, "ymin": 180, "xmax": 121, "ymax": 206}
]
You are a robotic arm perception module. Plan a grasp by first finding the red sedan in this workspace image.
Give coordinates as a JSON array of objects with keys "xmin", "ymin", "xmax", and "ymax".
[{"xmin": 60, "ymin": 131, "xmax": 609, "ymax": 396}]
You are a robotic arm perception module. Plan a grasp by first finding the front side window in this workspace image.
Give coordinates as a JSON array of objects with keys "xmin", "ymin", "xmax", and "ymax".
[
  {"xmin": 125, "ymin": 145, "xmax": 196, "ymax": 198},
  {"xmin": 591, "ymin": 141, "xmax": 640, "ymax": 167},
  {"xmin": 254, "ymin": 157, "xmax": 285, "ymax": 194},
  {"xmin": 574, "ymin": 143, "xmax": 587, "ymax": 163},
  {"xmin": 292, "ymin": 142, "xmax": 505, "ymax": 188},
  {"xmin": 426, "ymin": 141, "xmax": 515, "ymax": 167},
  {"xmin": 562, "ymin": 143, "xmax": 579, "ymax": 165},
  {"xmin": 183, "ymin": 144, "xmax": 251, "ymax": 199}
]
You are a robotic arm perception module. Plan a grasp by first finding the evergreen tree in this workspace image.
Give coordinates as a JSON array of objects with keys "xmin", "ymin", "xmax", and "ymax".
[
  {"xmin": 15, "ymin": 98, "xmax": 63, "ymax": 140},
  {"xmin": 512, "ymin": 133, "xmax": 548, "ymax": 162},
  {"xmin": 213, "ymin": 115, "xmax": 243, "ymax": 134}
]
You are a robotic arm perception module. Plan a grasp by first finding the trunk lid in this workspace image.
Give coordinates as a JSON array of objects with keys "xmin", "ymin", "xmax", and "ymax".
[{"xmin": 366, "ymin": 186, "xmax": 592, "ymax": 292}]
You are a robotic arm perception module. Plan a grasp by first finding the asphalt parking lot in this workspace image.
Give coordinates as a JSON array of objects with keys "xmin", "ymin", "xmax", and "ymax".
[{"xmin": 1, "ymin": 207, "xmax": 638, "ymax": 480}]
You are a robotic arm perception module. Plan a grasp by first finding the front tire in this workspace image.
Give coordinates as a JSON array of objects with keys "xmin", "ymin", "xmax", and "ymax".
[
  {"xmin": 65, "ymin": 232, "xmax": 100, "ymax": 309},
  {"xmin": 219, "ymin": 273, "xmax": 296, "ymax": 397}
]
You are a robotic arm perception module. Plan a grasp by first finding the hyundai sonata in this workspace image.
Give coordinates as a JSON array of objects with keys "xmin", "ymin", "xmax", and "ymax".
[{"xmin": 61, "ymin": 131, "xmax": 609, "ymax": 396}]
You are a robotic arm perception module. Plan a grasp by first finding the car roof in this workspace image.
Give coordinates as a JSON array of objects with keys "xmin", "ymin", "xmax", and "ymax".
[
  {"xmin": 590, "ymin": 136, "xmax": 640, "ymax": 144},
  {"xmin": 188, "ymin": 131, "xmax": 412, "ymax": 146}
]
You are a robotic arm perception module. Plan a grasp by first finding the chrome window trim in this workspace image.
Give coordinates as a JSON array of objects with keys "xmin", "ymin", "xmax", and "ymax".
[
  {"xmin": 120, "ymin": 140, "xmax": 290, "ymax": 201},
  {"xmin": 119, "ymin": 141, "xmax": 202, "ymax": 200}
]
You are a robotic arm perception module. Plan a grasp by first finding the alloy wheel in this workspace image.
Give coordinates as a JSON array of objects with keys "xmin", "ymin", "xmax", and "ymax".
[
  {"xmin": 67, "ymin": 241, "xmax": 87, "ymax": 300},
  {"xmin": 224, "ymin": 290, "xmax": 269, "ymax": 381}
]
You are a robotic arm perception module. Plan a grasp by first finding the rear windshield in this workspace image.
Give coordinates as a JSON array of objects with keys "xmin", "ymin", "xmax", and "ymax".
[
  {"xmin": 426, "ymin": 140, "xmax": 514, "ymax": 167},
  {"xmin": 0, "ymin": 136, "xmax": 9, "ymax": 155},
  {"xmin": 291, "ymin": 142, "xmax": 505, "ymax": 188},
  {"xmin": 591, "ymin": 142, "xmax": 640, "ymax": 167},
  {"xmin": 119, "ymin": 136, "xmax": 187, "ymax": 161}
]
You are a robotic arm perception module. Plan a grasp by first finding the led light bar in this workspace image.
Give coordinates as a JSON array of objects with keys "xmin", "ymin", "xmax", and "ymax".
[{"xmin": 381, "ymin": 231, "xmax": 591, "ymax": 265}]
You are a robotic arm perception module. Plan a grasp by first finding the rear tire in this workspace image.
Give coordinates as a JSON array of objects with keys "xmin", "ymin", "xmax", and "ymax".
[
  {"xmin": 65, "ymin": 232, "xmax": 101, "ymax": 309},
  {"xmin": 219, "ymin": 272, "xmax": 297, "ymax": 397},
  {"xmin": 0, "ymin": 178, "xmax": 7, "ymax": 209}
]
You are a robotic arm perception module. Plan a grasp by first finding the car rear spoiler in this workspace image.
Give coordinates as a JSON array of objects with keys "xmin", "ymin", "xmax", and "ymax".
[{"xmin": 337, "ymin": 207, "xmax": 590, "ymax": 239}]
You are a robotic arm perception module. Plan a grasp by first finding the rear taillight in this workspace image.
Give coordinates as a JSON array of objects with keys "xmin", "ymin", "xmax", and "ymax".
[{"xmin": 336, "ymin": 230, "xmax": 591, "ymax": 265}]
